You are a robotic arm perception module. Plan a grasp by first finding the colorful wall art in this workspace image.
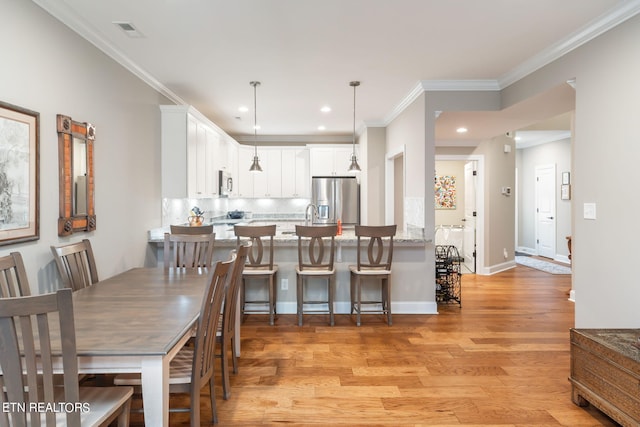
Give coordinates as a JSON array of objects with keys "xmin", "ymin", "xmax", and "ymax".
[{"xmin": 434, "ymin": 175, "xmax": 456, "ymax": 210}]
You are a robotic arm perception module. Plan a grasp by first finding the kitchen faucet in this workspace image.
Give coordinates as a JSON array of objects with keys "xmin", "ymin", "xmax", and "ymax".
[{"xmin": 305, "ymin": 204, "xmax": 317, "ymax": 226}]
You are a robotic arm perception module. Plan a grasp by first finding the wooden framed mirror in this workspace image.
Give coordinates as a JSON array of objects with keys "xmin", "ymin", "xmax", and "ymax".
[{"xmin": 56, "ymin": 114, "xmax": 96, "ymax": 236}]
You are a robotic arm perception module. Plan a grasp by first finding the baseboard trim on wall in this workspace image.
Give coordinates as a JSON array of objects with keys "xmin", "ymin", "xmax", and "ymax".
[
  {"xmin": 484, "ymin": 260, "xmax": 517, "ymax": 275},
  {"xmin": 516, "ymin": 246, "xmax": 537, "ymax": 255},
  {"xmin": 275, "ymin": 301, "xmax": 439, "ymax": 315}
]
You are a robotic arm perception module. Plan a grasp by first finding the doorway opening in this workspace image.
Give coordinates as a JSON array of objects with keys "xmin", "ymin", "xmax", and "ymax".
[{"xmin": 434, "ymin": 155, "xmax": 485, "ymax": 275}]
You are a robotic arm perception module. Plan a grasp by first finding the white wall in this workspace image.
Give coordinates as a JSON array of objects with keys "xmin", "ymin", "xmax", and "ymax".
[
  {"xmin": 0, "ymin": 1, "xmax": 167, "ymax": 293},
  {"xmin": 502, "ymin": 13, "xmax": 640, "ymax": 327}
]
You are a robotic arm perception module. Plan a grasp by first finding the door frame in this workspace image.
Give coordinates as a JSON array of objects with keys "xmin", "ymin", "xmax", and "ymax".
[{"xmin": 435, "ymin": 154, "xmax": 486, "ymax": 275}]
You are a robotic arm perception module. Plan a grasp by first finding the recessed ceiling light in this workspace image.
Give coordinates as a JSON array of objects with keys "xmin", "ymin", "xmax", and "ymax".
[
  {"xmin": 317, "ymin": 125, "xmax": 326, "ymax": 131},
  {"xmin": 238, "ymin": 106, "xmax": 249, "ymax": 113},
  {"xmin": 456, "ymin": 127, "xmax": 468, "ymax": 133},
  {"xmin": 113, "ymin": 21, "xmax": 144, "ymax": 38},
  {"xmin": 320, "ymin": 106, "xmax": 331, "ymax": 113}
]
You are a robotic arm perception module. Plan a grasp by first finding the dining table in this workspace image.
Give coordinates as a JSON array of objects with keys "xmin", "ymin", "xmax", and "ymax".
[{"xmin": 70, "ymin": 267, "xmax": 213, "ymax": 427}]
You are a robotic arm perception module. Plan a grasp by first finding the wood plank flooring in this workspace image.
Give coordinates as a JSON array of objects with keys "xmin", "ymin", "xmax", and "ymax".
[{"xmin": 131, "ymin": 265, "xmax": 618, "ymax": 426}]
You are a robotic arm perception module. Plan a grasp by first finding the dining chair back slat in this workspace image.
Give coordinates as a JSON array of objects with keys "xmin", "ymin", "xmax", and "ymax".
[
  {"xmin": 50, "ymin": 239, "xmax": 99, "ymax": 291},
  {"xmin": 164, "ymin": 232, "xmax": 215, "ymax": 270},
  {"xmin": 0, "ymin": 252, "xmax": 30, "ymax": 297}
]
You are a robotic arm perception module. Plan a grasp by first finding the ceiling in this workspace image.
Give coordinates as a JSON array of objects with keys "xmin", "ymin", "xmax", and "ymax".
[{"xmin": 33, "ymin": 0, "xmax": 640, "ymax": 146}]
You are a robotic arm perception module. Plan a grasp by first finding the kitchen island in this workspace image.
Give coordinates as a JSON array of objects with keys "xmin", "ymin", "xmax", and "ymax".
[{"xmin": 148, "ymin": 220, "xmax": 436, "ymax": 316}]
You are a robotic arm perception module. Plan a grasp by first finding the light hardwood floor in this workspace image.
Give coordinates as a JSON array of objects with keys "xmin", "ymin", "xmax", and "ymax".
[{"xmin": 130, "ymin": 265, "xmax": 618, "ymax": 426}]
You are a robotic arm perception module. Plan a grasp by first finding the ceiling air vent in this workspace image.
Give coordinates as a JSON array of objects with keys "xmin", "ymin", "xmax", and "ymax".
[{"xmin": 113, "ymin": 21, "xmax": 144, "ymax": 38}]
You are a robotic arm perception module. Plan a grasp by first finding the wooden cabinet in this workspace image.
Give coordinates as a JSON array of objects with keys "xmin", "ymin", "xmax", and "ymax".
[
  {"xmin": 161, "ymin": 105, "xmax": 237, "ymax": 198},
  {"xmin": 570, "ymin": 328, "xmax": 640, "ymax": 426},
  {"xmin": 281, "ymin": 148, "xmax": 310, "ymax": 197},
  {"xmin": 309, "ymin": 145, "xmax": 359, "ymax": 176}
]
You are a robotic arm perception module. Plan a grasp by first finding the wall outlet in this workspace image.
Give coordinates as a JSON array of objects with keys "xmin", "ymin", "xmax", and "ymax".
[
  {"xmin": 281, "ymin": 278, "xmax": 288, "ymax": 291},
  {"xmin": 503, "ymin": 248, "xmax": 508, "ymax": 259}
]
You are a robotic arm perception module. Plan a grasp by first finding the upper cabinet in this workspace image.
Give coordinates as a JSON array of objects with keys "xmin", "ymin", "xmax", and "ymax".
[
  {"xmin": 161, "ymin": 105, "xmax": 238, "ymax": 198},
  {"xmin": 309, "ymin": 145, "xmax": 359, "ymax": 176},
  {"xmin": 237, "ymin": 146, "xmax": 309, "ymax": 198},
  {"xmin": 282, "ymin": 148, "xmax": 310, "ymax": 197}
]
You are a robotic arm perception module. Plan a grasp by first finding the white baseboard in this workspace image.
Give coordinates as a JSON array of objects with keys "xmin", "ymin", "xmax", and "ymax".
[
  {"xmin": 516, "ymin": 246, "xmax": 537, "ymax": 255},
  {"xmin": 483, "ymin": 260, "xmax": 517, "ymax": 275},
  {"xmin": 276, "ymin": 300, "xmax": 439, "ymax": 315}
]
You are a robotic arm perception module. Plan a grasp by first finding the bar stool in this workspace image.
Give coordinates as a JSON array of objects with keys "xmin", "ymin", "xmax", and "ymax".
[
  {"xmin": 295, "ymin": 225, "xmax": 337, "ymax": 326},
  {"xmin": 234, "ymin": 225, "xmax": 278, "ymax": 325},
  {"xmin": 350, "ymin": 225, "xmax": 397, "ymax": 326}
]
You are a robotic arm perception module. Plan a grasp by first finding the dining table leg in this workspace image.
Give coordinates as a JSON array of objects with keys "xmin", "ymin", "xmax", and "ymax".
[{"xmin": 141, "ymin": 355, "xmax": 170, "ymax": 427}]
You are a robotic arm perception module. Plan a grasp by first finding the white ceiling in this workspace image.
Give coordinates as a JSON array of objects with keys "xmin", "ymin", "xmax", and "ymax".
[{"xmin": 33, "ymin": 0, "xmax": 640, "ymax": 145}]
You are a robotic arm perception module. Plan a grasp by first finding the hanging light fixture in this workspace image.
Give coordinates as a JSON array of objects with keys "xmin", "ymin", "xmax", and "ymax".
[
  {"xmin": 348, "ymin": 81, "xmax": 361, "ymax": 172},
  {"xmin": 249, "ymin": 81, "xmax": 263, "ymax": 172}
]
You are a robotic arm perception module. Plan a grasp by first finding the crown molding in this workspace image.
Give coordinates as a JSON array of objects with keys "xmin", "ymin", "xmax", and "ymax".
[
  {"xmin": 32, "ymin": 0, "xmax": 186, "ymax": 105},
  {"xmin": 499, "ymin": 0, "xmax": 640, "ymax": 87}
]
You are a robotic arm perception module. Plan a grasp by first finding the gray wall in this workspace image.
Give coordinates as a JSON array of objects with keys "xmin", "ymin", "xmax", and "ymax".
[
  {"xmin": 502, "ymin": 13, "xmax": 640, "ymax": 327},
  {"xmin": 0, "ymin": 1, "xmax": 168, "ymax": 292}
]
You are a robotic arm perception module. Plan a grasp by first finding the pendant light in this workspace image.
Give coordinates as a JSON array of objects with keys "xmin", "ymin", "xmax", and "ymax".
[
  {"xmin": 249, "ymin": 81, "xmax": 263, "ymax": 172},
  {"xmin": 348, "ymin": 81, "xmax": 361, "ymax": 172}
]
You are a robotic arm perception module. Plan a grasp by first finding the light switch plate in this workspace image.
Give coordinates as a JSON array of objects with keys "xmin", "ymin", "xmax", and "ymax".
[{"xmin": 583, "ymin": 203, "xmax": 597, "ymax": 220}]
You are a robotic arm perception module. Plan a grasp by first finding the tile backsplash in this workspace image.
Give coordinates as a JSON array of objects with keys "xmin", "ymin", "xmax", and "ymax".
[{"xmin": 162, "ymin": 197, "xmax": 311, "ymax": 226}]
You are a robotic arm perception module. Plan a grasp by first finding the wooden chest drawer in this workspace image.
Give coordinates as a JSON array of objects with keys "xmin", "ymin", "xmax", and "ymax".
[{"xmin": 570, "ymin": 329, "xmax": 640, "ymax": 426}]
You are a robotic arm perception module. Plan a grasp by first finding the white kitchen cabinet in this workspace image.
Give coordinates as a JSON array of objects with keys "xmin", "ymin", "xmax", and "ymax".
[
  {"xmin": 252, "ymin": 148, "xmax": 282, "ymax": 198},
  {"xmin": 281, "ymin": 148, "xmax": 310, "ymax": 197},
  {"xmin": 309, "ymin": 145, "xmax": 359, "ymax": 177},
  {"xmin": 161, "ymin": 105, "xmax": 238, "ymax": 198},
  {"xmin": 236, "ymin": 145, "xmax": 255, "ymax": 198}
]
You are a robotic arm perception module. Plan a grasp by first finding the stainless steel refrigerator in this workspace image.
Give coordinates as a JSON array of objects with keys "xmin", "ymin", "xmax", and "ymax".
[{"xmin": 311, "ymin": 176, "xmax": 360, "ymax": 225}]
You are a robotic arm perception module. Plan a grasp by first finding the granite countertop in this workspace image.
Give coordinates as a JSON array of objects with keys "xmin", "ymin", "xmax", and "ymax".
[{"xmin": 148, "ymin": 217, "xmax": 427, "ymax": 246}]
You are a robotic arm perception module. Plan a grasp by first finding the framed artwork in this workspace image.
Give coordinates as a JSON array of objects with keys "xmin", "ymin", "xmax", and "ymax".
[
  {"xmin": 562, "ymin": 171, "xmax": 570, "ymax": 185},
  {"xmin": 561, "ymin": 184, "xmax": 571, "ymax": 200},
  {"xmin": 0, "ymin": 101, "xmax": 39, "ymax": 245},
  {"xmin": 434, "ymin": 175, "xmax": 456, "ymax": 209}
]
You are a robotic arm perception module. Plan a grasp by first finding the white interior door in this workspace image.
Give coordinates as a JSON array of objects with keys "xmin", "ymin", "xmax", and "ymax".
[
  {"xmin": 535, "ymin": 164, "xmax": 556, "ymax": 259},
  {"xmin": 463, "ymin": 161, "xmax": 476, "ymax": 273}
]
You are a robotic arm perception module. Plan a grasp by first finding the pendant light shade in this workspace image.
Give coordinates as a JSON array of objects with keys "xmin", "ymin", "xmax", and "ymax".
[
  {"xmin": 348, "ymin": 81, "xmax": 361, "ymax": 172},
  {"xmin": 249, "ymin": 81, "xmax": 262, "ymax": 172}
]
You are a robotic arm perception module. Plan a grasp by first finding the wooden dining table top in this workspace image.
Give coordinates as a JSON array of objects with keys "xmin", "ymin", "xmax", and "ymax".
[{"xmin": 70, "ymin": 267, "xmax": 211, "ymax": 356}]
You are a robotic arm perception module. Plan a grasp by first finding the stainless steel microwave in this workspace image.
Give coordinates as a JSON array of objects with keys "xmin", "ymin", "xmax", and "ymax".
[{"xmin": 218, "ymin": 170, "xmax": 232, "ymax": 197}]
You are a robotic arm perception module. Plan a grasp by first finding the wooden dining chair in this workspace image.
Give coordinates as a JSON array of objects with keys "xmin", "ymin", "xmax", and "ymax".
[
  {"xmin": 350, "ymin": 225, "xmax": 397, "ymax": 326},
  {"xmin": 0, "ymin": 288, "xmax": 133, "ymax": 427},
  {"xmin": 295, "ymin": 225, "xmax": 338, "ymax": 326},
  {"xmin": 217, "ymin": 243, "xmax": 250, "ymax": 400},
  {"xmin": 170, "ymin": 224, "xmax": 214, "ymax": 235},
  {"xmin": 163, "ymin": 232, "xmax": 215, "ymax": 270},
  {"xmin": 234, "ymin": 225, "xmax": 278, "ymax": 325},
  {"xmin": 0, "ymin": 252, "xmax": 31, "ymax": 297},
  {"xmin": 50, "ymin": 239, "xmax": 99, "ymax": 291},
  {"xmin": 113, "ymin": 256, "xmax": 233, "ymax": 425}
]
